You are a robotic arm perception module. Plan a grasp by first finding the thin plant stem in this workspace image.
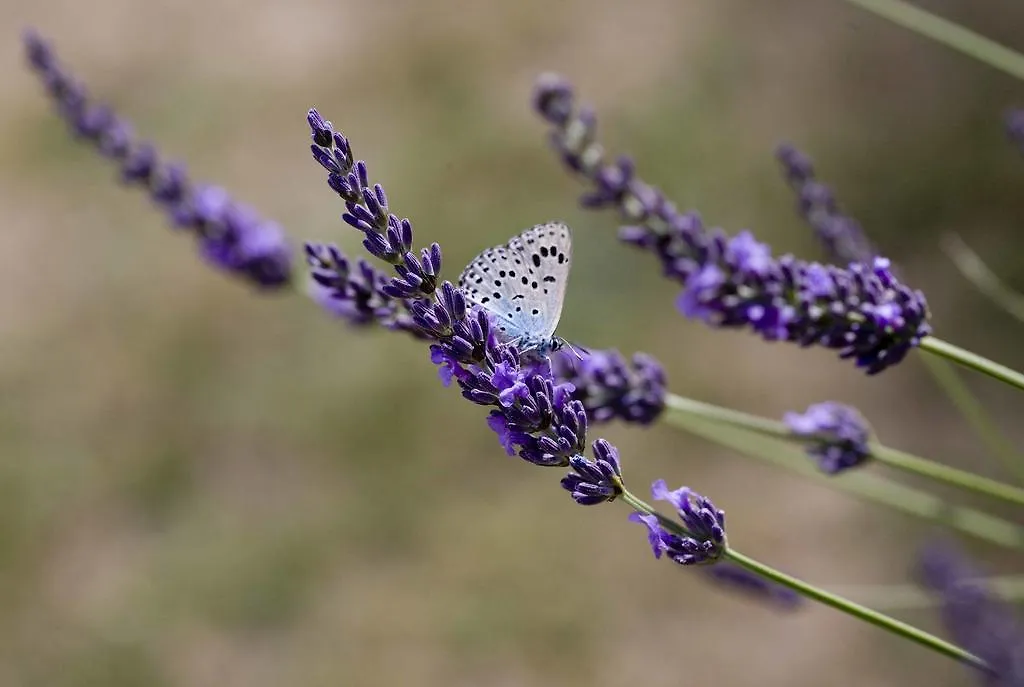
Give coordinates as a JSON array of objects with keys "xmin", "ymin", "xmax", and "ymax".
[
  {"xmin": 660, "ymin": 407, "xmax": 1024, "ymax": 550},
  {"xmin": 918, "ymin": 353, "xmax": 1024, "ymax": 484},
  {"xmin": 941, "ymin": 232, "xmax": 1024, "ymax": 323},
  {"xmin": 920, "ymin": 337, "xmax": 1024, "ymax": 393},
  {"xmin": 830, "ymin": 576, "xmax": 1024, "ymax": 611},
  {"xmin": 840, "ymin": 0, "xmax": 1024, "ymax": 81},
  {"xmin": 724, "ymin": 550, "xmax": 986, "ymax": 670},
  {"xmin": 664, "ymin": 394, "xmax": 1024, "ymax": 508},
  {"xmin": 619, "ymin": 489, "xmax": 987, "ymax": 671}
]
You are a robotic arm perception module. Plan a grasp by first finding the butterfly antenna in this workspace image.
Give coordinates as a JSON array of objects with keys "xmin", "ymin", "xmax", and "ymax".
[{"xmin": 561, "ymin": 339, "xmax": 587, "ymax": 361}]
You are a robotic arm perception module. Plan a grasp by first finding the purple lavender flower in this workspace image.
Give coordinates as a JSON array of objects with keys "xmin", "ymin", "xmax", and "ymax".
[
  {"xmin": 561, "ymin": 438, "xmax": 624, "ymax": 505},
  {"xmin": 307, "ymin": 110, "xmax": 439, "ymax": 300},
  {"xmin": 305, "ymin": 243, "xmax": 421, "ymax": 333},
  {"xmin": 775, "ymin": 143, "xmax": 875, "ymax": 266},
  {"xmin": 703, "ymin": 563, "xmax": 803, "ymax": 611},
  {"xmin": 629, "ymin": 479, "xmax": 727, "ymax": 565},
  {"xmin": 1006, "ymin": 110, "xmax": 1024, "ymax": 155},
  {"xmin": 784, "ymin": 402, "xmax": 872, "ymax": 474},
  {"xmin": 534, "ymin": 74, "xmax": 930, "ymax": 375},
  {"xmin": 304, "ymin": 109, "xmax": 643, "ymax": 505},
  {"xmin": 552, "ymin": 349, "xmax": 666, "ymax": 424},
  {"xmin": 22, "ymin": 29, "xmax": 292, "ymax": 289},
  {"xmin": 917, "ymin": 541, "xmax": 1024, "ymax": 685}
]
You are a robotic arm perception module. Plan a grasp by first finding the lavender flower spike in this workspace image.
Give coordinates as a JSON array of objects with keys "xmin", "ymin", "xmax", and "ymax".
[
  {"xmin": 1006, "ymin": 109, "xmax": 1024, "ymax": 156},
  {"xmin": 629, "ymin": 480, "xmax": 727, "ymax": 566},
  {"xmin": 703, "ymin": 563, "xmax": 803, "ymax": 611},
  {"xmin": 534, "ymin": 73, "xmax": 931, "ymax": 375},
  {"xmin": 305, "ymin": 109, "xmax": 640, "ymax": 510},
  {"xmin": 775, "ymin": 143, "xmax": 875, "ymax": 265},
  {"xmin": 917, "ymin": 541, "xmax": 1024, "ymax": 685},
  {"xmin": 552, "ymin": 348, "xmax": 666, "ymax": 425},
  {"xmin": 23, "ymin": 29, "xmax": 292, "ymax": 289},
  {"xmin": 784, "ymin": 402, "xmax": 872, "ymax": 475}
]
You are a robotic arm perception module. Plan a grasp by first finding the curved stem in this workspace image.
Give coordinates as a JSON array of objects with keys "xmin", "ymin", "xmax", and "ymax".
[
  {"xmin": 664, "ymin": 394, "xmax": 1024, "ymax": 508},
  {"xmin": 873, "ymin": 443, "xmax": 1024, "ymax": 507},
  {"xmin": 920, "ymin": 337, "xmax": 1024, "ymax": 393},
  {"xmin": 621, "ymin": 488, "xmax": 986, "ymax": 670},
  {"xmin": 830, "ymin": 576, "xmax": 1024, "ymax": 611},
  {"xmin": 918, "ymin": 353, "xmax": 1024, "ymax": 484},
  {"xmin": 941, "ymin": 233, "xmax": 1024, "ymax": 324},
  {"xmin": 840, "ymin": 0, "xmax": 1024, "ymax": 81},
  {"xmin": 661, "ymin": 404, "xmax": 1024, "ymax": 550},
  {"xmin": 724, "ymin": 550, "xmax": 986, "ymax": 671}
]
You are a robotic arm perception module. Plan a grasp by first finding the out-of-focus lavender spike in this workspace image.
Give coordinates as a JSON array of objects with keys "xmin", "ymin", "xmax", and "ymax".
[
  {"xmin": 775, "ymin": 143, "xmax": 875, "ymax": 266},
  {"xmin": 1006, "ymin": 109, "xmax": 1024, "ymax": 155},
  {"xmin": 784, "ymin": 402, "xmax": 872, "ymax": 474},
  {"xmin": 534, "ymin": 73, "xmax": 930, "ymax": 375},
  {"xmin": 552, "ymin": 348, "xmax": 666, "ymax": 425},
  {"xmin": 22, "ymin": 29, "xmax": 292, "ymax": 289},
  {"xmin": 917, "ymin": 541, "xmax": 1024, "ymax": 685},
  {"xmin": 702, "ymin": 563, "xmax": 803, "ymax": 611}
]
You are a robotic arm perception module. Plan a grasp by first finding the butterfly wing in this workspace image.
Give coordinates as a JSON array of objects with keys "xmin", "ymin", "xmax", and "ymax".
[{"xmin": 458, "ymin": 221, "xmax": 572, "ymax": 346}]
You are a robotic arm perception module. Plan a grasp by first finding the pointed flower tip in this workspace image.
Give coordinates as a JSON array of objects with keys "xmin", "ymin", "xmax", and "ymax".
[{"xmin": 636, "ymin": 480, "xmax": 726, "ymax": 566}]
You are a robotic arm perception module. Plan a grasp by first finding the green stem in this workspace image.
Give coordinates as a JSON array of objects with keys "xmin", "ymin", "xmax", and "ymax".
[
  {"xmin": 873, "ymin": 443, "xmax": 1024, "ymax": 507},
  {"xmin": 620, "ymin": 488, "xmax": 986, "ymax": 670},
  {"xmin": 661, "ymin": 406, "xmax": 1024, "ymax": 550},
  {"xmin": 664, "ymin": 394, "xmax": 1024, "ymax": 508},
  {"xmin": 941, "ymin": 232, "xmax": 1024, "ymax": 324},
  {"xmin": 920, "ymin": 337, "xmax": 1024, "ymax": 393},
  {"xmin": 831, "ymin": 576, "xmax": 1024, "ymax": 611},
  {"xmin": 725, "ymin": 550, "xmax": 986, "ymax": 670},
  {"xmin": 840, "ymin": 0, "xmax": 1024, "ymax": 80},
  {"xmin": 918, "ymin": 353, "xmax": 1024, "ymax": 484}
]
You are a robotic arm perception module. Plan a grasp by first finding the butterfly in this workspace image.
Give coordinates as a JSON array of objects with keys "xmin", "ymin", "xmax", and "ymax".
[{"xmin": 458, "ymin": 221, "xmax": 573, "ymax": 361}]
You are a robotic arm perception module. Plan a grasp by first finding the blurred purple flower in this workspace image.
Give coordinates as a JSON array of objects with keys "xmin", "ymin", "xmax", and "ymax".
[
  {"xmin": 553, "ymin": 349, "xmax": 666, "ymax": 424},
  {"xmin": 1006, "ymin": 110, "xmax": 1024, "ymax": 155},
  {"xmin": 775, "ymin": 143, "xmax": 875, "ymax": 266},
  {"xmin": 22, "ymin": 29, "xmax": 292, "ymax": 289},
  {"xmin": 534, "ymin": 74, "xmax": 930, "ymax": 375},
  {"xmin": 917, "ymin": 541, "xmax": 1024, "ymax": 686},
  {"xmin": 703, "ymin": 563, "xmax": 803, "ymax": 611},
  {"xmin": 784, "ymin": 402, "xmax": 872, "ymax": 474}
]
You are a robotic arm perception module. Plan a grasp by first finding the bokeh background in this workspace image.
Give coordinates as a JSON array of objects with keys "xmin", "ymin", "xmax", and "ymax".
[{"xmin": 2, "ymin": 1, "xmax": 1023, "ymax": 685}]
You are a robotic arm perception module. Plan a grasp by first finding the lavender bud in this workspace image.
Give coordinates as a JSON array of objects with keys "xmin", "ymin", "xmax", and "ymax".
[{"xmin": 784, "ymin": 402, "xmax": 872, "ymax": 474}]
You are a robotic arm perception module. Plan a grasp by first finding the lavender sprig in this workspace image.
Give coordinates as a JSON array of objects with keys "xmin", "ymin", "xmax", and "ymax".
[
  {"xmin": 552, "ymin": 349, "xmax": 666, "ymax": 425},
  {"xmin": 784, "ymin": 402, "xmax": 872, "ymax": 475},
  {"xmin": 305, "ymin": 242, "xmax": 424, "ymax": 334},
  {"xmin": 1007, "ymin": 110, "xmax": 1024, "ymax": 156},
  {"xmin": 703, "ymin": 563, "xmax": 803, "ymax": 610},
  {"xmin": 22, "ymin": 29, "xmax": 292, "ymax": 289},
  {"xmin": 533, "ymin": 73, "xmax": 931, "ymax": 375},
  {"xmin": 776, "ymin": 143, "xmax": 1023, "ymax": 479},
  {"xmin": 775, "ymin": 143, "xmax": 875, "ymax": 265},
  {"xmin": 629, "ymin": 479, "xmax": 727, "ymax": 566},
  {"xmin": 917, "ymin": 542, "xmax": 1024, "ymax": 685},
  {"xmin": 305, "ymin": 108, "xmax": 635, "ymax": 507}
]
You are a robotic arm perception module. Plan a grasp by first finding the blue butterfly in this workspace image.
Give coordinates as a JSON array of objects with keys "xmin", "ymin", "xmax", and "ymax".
[{"xmin": 458, "ymin": 222, "xmax": 573, "ymax": 361}]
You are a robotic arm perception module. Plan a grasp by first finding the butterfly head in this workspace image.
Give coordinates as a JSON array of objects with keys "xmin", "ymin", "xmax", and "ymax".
[{"xmin": 514, "ymin": 334, "xmax": 564, "ymax": 364}]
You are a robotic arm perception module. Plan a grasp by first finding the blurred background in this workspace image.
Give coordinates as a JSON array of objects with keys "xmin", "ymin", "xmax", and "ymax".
[{"xmin": 2, "ymin": 0, "xmax": 1024, "ymax": 685}]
